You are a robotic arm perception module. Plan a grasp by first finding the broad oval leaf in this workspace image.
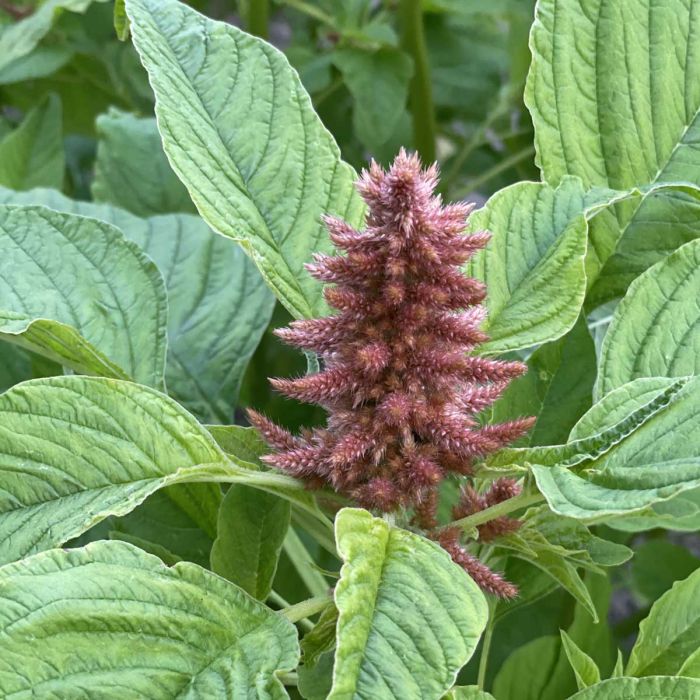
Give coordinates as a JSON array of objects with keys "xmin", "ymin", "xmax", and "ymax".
[
  {"xmin": 125, "ymin": 0, "xmax": 366, "ymax": 319},
  {"xmin": 532, "ymin": 376, "xmax": 700, "ymax": 519},
  {"xmin": 567, "ymin": 677, "xmax": 700, "ymax": 700},
  {"xmin": 330, "ymin": 508, "xmax": 488, "ymax": 700},
  {"xmin": 597, "ymin": 239, "xmax": 700, "ymax": 398},
  {"xmin": 0, "ymin": 540, "xmax": 298, "ymax": 697},
  {"xmin": 211, "ymin": 485, "xmax": 291, "ymax": 600},
  {"xmin": 0, "ymin": 187, "xmax": 275, "ymax": 423},
  {"xmin": 0, "ymin": 204, "xmax": 167, "ymax": 387},
  {"xmin": 627, "ymin": 567, "xmax": 700, "ymax": 677},
  {"xmin": 467, "ymin": 177, "xmax": 615, "ymax": 353}
]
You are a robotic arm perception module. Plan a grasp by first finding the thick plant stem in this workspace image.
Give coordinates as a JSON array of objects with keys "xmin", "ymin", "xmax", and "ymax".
[
  {"xmin": 440, "ymin": 491, "xmax": 545, "ymax": 533},
  {"xmin": 400, "ymin": 0, "xmax": 436, "ymax": 163},
  {"xmin": 246, "ymin": 0, "xmax": 269, "ymax": 39},
  {"xmin": 281, "ymin": 594, "xmax": 331, "ymax": 623}
]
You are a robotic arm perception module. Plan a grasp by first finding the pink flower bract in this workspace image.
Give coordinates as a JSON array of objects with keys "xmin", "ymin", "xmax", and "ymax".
[{"xmin": 249, "ymin": 150, "xmax": 533, "ymax": 594}]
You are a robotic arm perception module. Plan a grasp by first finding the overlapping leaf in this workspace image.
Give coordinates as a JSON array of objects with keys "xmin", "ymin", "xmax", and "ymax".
[
  {"xmin": 0, "ymin": 375, "xmax": 302, "ymax": 566},
  {"xmin": 0, "ymin": 187, "xmax": 274, "ymax": 423},
  {"xmin": 0, "ymin": 541, "xmax": 298, "ymax": 697},
  {"xmin": 597, "ymin": 239, "xmax": 700, "ymax": 397},
  {"xmin": 0, "ymin": 204, "xmax": 167, "ymax": 387}
]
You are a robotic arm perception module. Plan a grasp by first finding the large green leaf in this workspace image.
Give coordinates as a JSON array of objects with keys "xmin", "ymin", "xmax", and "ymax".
[
  {"xmin": 0, "ymin": 187, "xmax": 275, "ymax": 423},
  {"xmin": 627, "ymin": 567, "xmax": 700, "ymax": 677},
  {"xmin": 0, "ymin": 94, "xmax": 64, "ymax": 190},
  {"xmin": 92, "ymin": 107, "xmax": 195, "ymax": 216},
  {"xmin": 125, "ymin": 0, "xmax": 366, "ymax": 319},
  {"xmin": 597, "ymin": 239, "xmax": 700, "ymax": 397},
  {"xmin": 0, "ymin": 541, "xmax": 298, "ymax": 697},
  {"xmin": 531, "ymin": 376, "xmax": 700, "ymax": 519},
  {"xmin": 467, "ymin": 176, "xmax": 614, "ymax": 352},
  {"xmin": 568, "ymin": 677, "xmax": 700, "ymax": 699},
  {"xmin": 0, "ymin": 375, "xmax": 301, "ymax": 566},
  {"xmin": 330, "ymin": 508, "xmax": 488, "ymax": 700},
  {"xmin": 0, "ymin": 204, "xmax": 167, "ymax": 387},
  {"xmin": 526, "ymin": 0, "xmax": 700, "ymax": 189},
  {"xmin": 526, "ymin": 0, "xmax": 700, "ymax": 293},
  {"xmin": 211, "ymin": 485, "xmax": 291, "ymax": 600}
]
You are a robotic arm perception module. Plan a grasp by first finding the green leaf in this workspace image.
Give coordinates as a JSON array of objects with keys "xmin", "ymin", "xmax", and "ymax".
[
  {"xmin": 211, "ymin": 485, "xmax": 291, "ymax": 600},
  {"xmin": 0, "ymin": 187, "xmax": 275, "ymax": 423},
  {"xmin": 467, "ymin": 177, "xmax": 612, "ymax": 353},
  {"xmin": 0, "ymin": 375, "xmax": 301, "ymax": 566},
  {"xmin": 597, "ymin": 239, "xmax": 700, "ymax": 398},
  {"xmin": 0, "ymin": 541, "xmax": 298, "ymax": 697},
  {"xmin": 491, "ymin": 314, "xmax": 596, "ymax": 447},
  {"xmin": 125, "ymin": 0, "xmax": 366, "ymax": 319},
  {"xmin": 0, "ymin": 204, "xmax": 167, "ymax": 387},
  {"xmin": 560, "ymin": 630, "xmax": 601, "ymax": 690},
  {"xmin": 608, "ymin": 488, "xmax": 700, "ymax": 533},
  {"xmin": 332, "ymin": 47, "xmax": 412, "ymax": 151},
  {"xmin": 627, "ymin": 567, "xmax": 700, "ymax": 677},
  {"xmin": 526, "ymin": 0, "xmax": 700, "ymax": 291},
  {"xmin": 531, "ymin": 376, "xmax": 700, "ymax": 520},
  {"xmin": 92, "ymin": 108, "xmax": 195, "ymax": 216},
  {"xmin": 0, "ymin": 0, "xmax": 107, "ymax": 73},
  {"xmin": 631, "ymin": 539, "xmax": 700, "ymax": 603},
  {"xmin": 330, "ymin": 508, "xmax": 488, "ymax": 700},
  {"xmin": 0, "ymin": 94, "xmax": 64, "ymax": 190},
  {"xmin": 526, "ymin": 0, "xmax": 700, "ymax": 190},
  {"xmin": 567, "ymin": 677, "xmax": 700, "ymax": 699}
]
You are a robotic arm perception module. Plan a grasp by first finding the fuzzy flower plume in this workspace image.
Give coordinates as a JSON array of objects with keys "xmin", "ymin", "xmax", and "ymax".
[{"xmin": 248, "ymin": 150, "xmax": 534, "ymax": 595}]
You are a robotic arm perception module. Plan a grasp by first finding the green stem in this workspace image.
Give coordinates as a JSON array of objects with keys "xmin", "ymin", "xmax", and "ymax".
[
  {"xmin": 278, "ymin": 671, "xmax": 298, "ymax": 686},
  {"xmin": 477, "ymin": 601, "xmax": 496, "ymax": 690},
  {"xmin": 283, "ymin": 527, "xmax": 331, "ymax": 598},
  {"xmin": 451, "ymin": 145, "xmax": 535, "ymax": 198},
  {"xmin": 246, "ymin": 0, "xmax": 269, "ymax": 40},
  {"xmin": 400, "ymin": 0, "xmax": 436, "ymax": 163},
  {"xmin": 269, "ymin": 590, "xmax": 314, "ymax": 630},
  {"xmin": 440, "ymin": 491, "xmax": 545, "ymax": 534},
  {"xmin": 281, "ymin": 594, "xmax": 331, "ymax": 624}
]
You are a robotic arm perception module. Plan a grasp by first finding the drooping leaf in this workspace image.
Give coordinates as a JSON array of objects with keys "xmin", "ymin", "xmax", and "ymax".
[
  {"xmin": 597, "ymin": 239, "xmax": 700, "ymax": 398},
  {"xmin": 0, "ymin": 375, "xmax": 301, "ymax": 566},
  {"xmin": 211, "ymin": 485, "xmax": 291, "ymax": 600},
  {"xmin": 0, "ymin": 187, "xmax": 275, "ymax": 423},
  {"xmin": 560, "ymin": 630, "xmax": 601, "ymax": 690},
  {"xmin": 332, "ymin": 47, "xmax": 412, "ymax": 151},
  {"xmin": 0, "ymin": 204, "xmax": 167, "ymax": 387},
  {"xmin": 531, "ymin": 376, "xmax": 700, "ymax": 519},
  {"xmin": 0, "ymin": 94, "xmax": 64, "ymax": 190},
  {"xmin": 330, "ymin": 508, "xmax": 488, "ymax": 700},
  {"xmin": 567, "ymin": 677, "xmax": 700, "ymax": 700},
  {"xmin": 92, "ymin": 107, "xmax": 195, "ymax": 216},
  {"xmin": 125, "ymin": 0, "xmax": 366, "ymax": 319},
  {"xmin": 627, "ymin": 567, "xmax": 700, "ymax": 677},
  {"xmin": 526, "ymin": 0, "xmax": 700, "ymax": 291},
  {"xmin": 609, "ymin": 488, "xmax": 700, "ymax": 533},
  {"xmin": 0, "ymin": 541, "xmax": 298, "ymax": 697}
]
